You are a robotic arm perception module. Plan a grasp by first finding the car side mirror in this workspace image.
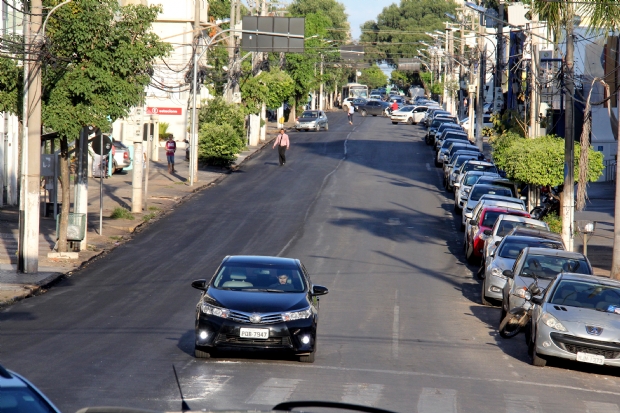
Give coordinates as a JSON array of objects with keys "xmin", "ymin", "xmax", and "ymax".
[
  {"xmin": 469, "ymin": 219, "xmax": 477, "ymax": 225},
  {"xmin": 531, "ymin": 296, "xmax": 543, "ymax": 305},
  {"xmin": 495, "ymin": 241, "xmax": 501, "ymax": 246},
  {"xmin": 464, "ymin": 212, "xmax": 472, "ymax": 219},
  {"xmin": 312, "ymin": 285, "xmax": 329, "ymax": 296},
  {"xmin": 191, "ymin": 279, "xmax": 208, "ymax": 290},
  {"xmin": 503, "ymin": 270, "xmax": 514, "ymax": 278},
  {"xmin": 483, "ymin": 229, "xmax": 492, "ymax": 236}
]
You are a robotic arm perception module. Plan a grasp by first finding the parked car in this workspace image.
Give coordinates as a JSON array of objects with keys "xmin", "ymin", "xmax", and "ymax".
[
  {"xmin": 357, "ymin": 100, "xmax": 390, "ymax": 117},
  {"xmin": 460, "ymin": 113, "xmax": 493, "ymax": 130},
  {"xmin": 443, "ymin": 151, "xmax": 485, "ymax": 189},
  {"xmin": 484, "ymin": 238, "xmax": 566, "ymax": 305},
  {"xmin": 452, "ymin": 161, "xmax": 498, "ymax": 199},
  {"xmin": 427, "ymin": 122, "xmax": 464, "ymax": 146},
  {"xmin": 465, "ymin": 206, "xmax": 531, "ymax": 265},
  {"xmin": 426, "ymin": 117, "xmax": 459, "ymax": 145},
  {"xmin": 0, "ymin": 363, "xmax": 62, "ymax": 413},
  {"xmin": 112, "ymin": 139, "xmax": 132, "ymax": 173},
  {"xmin": 191, "ymin": 255, "xmax": 328, "ymax": 362},
  {"xmin": 436, "ymin": 141, "xmax": 478, "ymax": 168},
  {"xmin": 453, "ymin": 171, "xmax": 500, "ymax": 212},
  {"xmin": 295, "ymin": 110, "xmax": 329, "ymax": 132},
  {"xmin": 529, "ymin": 273, "xmax": 620, "ymax": 367},
  {"xmin": 461, "ymin": 184, "xmax": 517, "ymax": 230},
  {"xmin": 482, "ymin": 215, "xmax": 550, "ymax": 266}
]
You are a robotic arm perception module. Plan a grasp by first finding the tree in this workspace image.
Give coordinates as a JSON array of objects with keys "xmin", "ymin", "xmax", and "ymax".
[
  {"xmin": 359, "ymin": 0, "xmax": 458, "ymax": 63},
  {"xmin": 240, "ymin": 68, "xmax": 295, "ymax": 113},
  {"xmin": 42, "ymin": 0, "xmax": 171, "ymax": 251},
  {"xmin": 288, "ymin": 0, "xmax": 350, "ymax": 41},
  {"xmin": 491, "ymin": 133, "xmax": 604, "ymax": 188},
  {"xmin": 358, "ymin": 65, "xmax": 387, "ymax": 90}
]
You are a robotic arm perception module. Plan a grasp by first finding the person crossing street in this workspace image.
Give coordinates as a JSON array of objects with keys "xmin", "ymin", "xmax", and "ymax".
[
  {"xmin": 165, "ymin": 135, "xmax": 176, "ymax": 174},
  {"xmin": 273, "ymin": 128, "xmax": 290, "ymax": 166}
]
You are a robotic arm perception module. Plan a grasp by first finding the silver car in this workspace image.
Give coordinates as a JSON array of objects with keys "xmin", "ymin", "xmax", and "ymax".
[
  {"xmin": 295, "ymin": 110, "xmax": 328, "ymax": 132},
  {"xmin": 482, "ymin": 236, "xmax": 564, "ymax": 305},
  {"xmin": 529, "ymin": 273, "xmax": 620, "ymax": 367},
  {"xmin": 482, "ymin": 215, "xmax": 550, "ymax": 263},
  {"xmin": 453, "ymin": 171, "xmax": 499, "ymax": 212}
]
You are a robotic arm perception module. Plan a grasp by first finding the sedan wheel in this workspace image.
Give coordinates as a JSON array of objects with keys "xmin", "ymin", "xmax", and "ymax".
[
  {"xmin": 392, "ymin": 121, "xmax": 398, "ymax": 125},
  {"xmin": 532, "ymin": 344, "xmax": 547, "ymax": 367},
  {"xmin": 407, "ymin": 118, "xmax": 414, "ymax": 125},
  {"xmin": 481, "ymin": 280, "xmax": 492, "ymax": 306}
]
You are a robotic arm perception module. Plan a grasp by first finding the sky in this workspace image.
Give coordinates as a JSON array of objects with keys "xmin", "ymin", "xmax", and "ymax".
[{"xmin": 339, "ymin": 0, "xmax": 392, "ymax": 40}]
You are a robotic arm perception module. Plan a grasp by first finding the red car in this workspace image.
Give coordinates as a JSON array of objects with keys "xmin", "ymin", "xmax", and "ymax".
[{"xmin": 465, "ymin": 207, "xmax": 530, "ymax": 264}]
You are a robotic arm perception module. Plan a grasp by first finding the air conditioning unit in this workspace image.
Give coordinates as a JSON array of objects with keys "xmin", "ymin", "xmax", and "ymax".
[{"xmin": 539, "ymin": 50, "xmax": 553, "ymax": 60}]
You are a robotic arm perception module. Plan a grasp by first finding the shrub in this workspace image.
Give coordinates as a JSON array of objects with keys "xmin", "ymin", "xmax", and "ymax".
[
  {"xmin": 198, "ymin": 122, "xmax": 245, "ymax": 167},
  {"xmin": 198, "ymin": 96, "xmax": 245, "ymax": 142},
  {"xmin": 542, "ymin": 212, "xmax": 562, "ymax": 234},
  {"xmin": 110, "ymin": 207, "xmax": 134, "ymax": 220}
]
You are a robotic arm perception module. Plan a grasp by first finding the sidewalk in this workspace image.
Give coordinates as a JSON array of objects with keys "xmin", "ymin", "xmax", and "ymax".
[
  {"xmin": 483, "ymin": 136, "xmax": 615, "ymax": 276},
  {"xmin": 0, "ymin": 122, "xmax": 290, "ymax": 306}
]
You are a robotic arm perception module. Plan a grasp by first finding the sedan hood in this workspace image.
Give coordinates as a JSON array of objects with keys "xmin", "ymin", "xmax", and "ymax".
[
  {"xmin": 490, "ymin": 256, "xmax": 515, "ymax": 271},
  {"xmin": 545, "ymin": 304, "xmax": 620, "ymax": 341},
  {"xmin": 297, "ymin": 117, "xmax": 317, "ymax": 123},
  {"xmin": 207, "ymin": 288, "xmax": 309, "ymax": 313}
]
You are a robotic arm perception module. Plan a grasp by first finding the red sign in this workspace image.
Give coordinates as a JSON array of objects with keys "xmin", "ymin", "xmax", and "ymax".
[{"xmin": 146, "ymin": 107, "xmax": 182, "ymax": 115}]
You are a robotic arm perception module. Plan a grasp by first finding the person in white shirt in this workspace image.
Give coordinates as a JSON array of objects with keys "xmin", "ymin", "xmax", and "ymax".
[{"xmin": 348, "ymin": 104, "xmax": 354, "ymax": 125}]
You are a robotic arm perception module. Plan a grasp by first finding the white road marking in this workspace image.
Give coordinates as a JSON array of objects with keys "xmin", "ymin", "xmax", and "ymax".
[
  {"xmin": 393, "ymin": 290, "xmax": 399, "ymax": 359},
  {"xmin": 418, "ymin": 388, "xmax": 457, "ymax": 413},
  {"xmin": 341, "ymin": 383, "xmax": 384, "ymax": 406},
  {"xmin": 246, "ymin": 378, "xmax": 301, "ymax": 405},
  {"xmin": 586, "ymin": 402, "xmax": 620, "ymax": 413},
  {"xmin": 210, "ymin": 362, "xmax": 620, "ymax": 398},
  {"xmin": 180, "ymin": 375, "xmax": 232, "ymax": 401},
  {"xmin": 504, "ymin": 394, "xmax": 542, "ymax": 413}
]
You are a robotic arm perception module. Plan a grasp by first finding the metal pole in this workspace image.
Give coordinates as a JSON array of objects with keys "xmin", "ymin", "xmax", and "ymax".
[
  {"xmin": 190, "ymin": 50, "xmax": 198, "ymax": 186},
  {"xmin": 583, "ymin": 233, "xmax": 588, "ymax": 256},
  {"xmin": 319, "ymin": 54, "xmax": 324, "ymax": 111},
  {"xmin": 562, "ymin": 9, "xmax": 575, "ymax": 251},
  {"xmin": 143, "ymin": 122, "xmax": 152, "ymax": 210},
  {"xmin": 131, "ymin": 141, "xmax": 143, "ymax": 213},
  {"xmin": 18, "ymin": 12, "xmax": 29, "ymax": 272},
  {"xmin": 475, "ymin": 10, "xmax": 485, "ymax": 151},
  {"xmin": 99, "ymin": 132, "xmax": 103, "ymax": 235}
]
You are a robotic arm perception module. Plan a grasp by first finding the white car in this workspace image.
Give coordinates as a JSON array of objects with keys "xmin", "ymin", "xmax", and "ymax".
[
  {"xmin": 454, "ymin": 171, "xmax": 499, "ymax": 212},
  {"xmin": 461, "ymin": 185, "xmax": 522, "ymax": 230},
  {"xmin": 390, "ymin": 105, "xmax": 416, "ymax": 124},
  {"xmin": 460, "ymin": 114, "xmax": 493, "ymax": 130},
  {"xmin": 482, "ymin": 215, "xmax": 550, "ymax": 264}
]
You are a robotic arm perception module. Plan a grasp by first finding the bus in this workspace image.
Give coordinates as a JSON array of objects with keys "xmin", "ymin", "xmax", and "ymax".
[{"xmin": 342, "ymin": 83, "xmax": 368, "ymax": 100}]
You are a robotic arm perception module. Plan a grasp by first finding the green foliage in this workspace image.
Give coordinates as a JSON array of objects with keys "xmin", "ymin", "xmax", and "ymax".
[
  {"xmin": 0, "ymin": 57, "xmax": 21, "ymax": 115},
  {"xmin": 241, "ymin": 69, "xmax": 294, "ymax": 113},
  {"xmin": 288, "ymin": 0, "xmax": 350, "ymax": 41},
  {"xmin": 198, "ymin": 122, "xmax": 245, "ymax": 167},
  {"xmin": 542, "ymin": 212, "xmax": 562, "ymax": 234},
  {"xmin": 491, "ymin": 110, "xmax": 527, "ymax": 137},
  {"xmin": 358, "ymin": 65, "xmax": 388, "ymax": 90},
  {"xmin": 360, "ymin": 0, "xmax": 458, "ymax": 62},
  {"xmin": 491, "ymin": 134, "xmax": 605, "ymax": 186},
  {"xmin": 110, "ymin": 207, "xmax": 134, "ymax": 220},
  {"xmin": 199, "ymin": 96, "xmax": 245, "ymax": 141},
  {"xmin": 41, "ymin": 0, "xmax": 172, "ymax": 139}
]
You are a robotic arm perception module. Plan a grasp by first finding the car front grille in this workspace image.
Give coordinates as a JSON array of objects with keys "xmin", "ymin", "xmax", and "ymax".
[
  {"xmin": 550, "ymin": 333, "xmax": 620, "ymax": 359},
  {"xmin": 215, "ymin": 334, "xmax": 292, "ymax": 347},
  {"xmin": 228, "ymin": 310, "xmax": 283, "ymax": 324}
]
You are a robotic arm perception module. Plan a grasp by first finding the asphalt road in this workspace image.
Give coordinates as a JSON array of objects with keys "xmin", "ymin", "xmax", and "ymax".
[{"xmin": 2, "ymin": 112, "xmax": 620, "ymax": 413}]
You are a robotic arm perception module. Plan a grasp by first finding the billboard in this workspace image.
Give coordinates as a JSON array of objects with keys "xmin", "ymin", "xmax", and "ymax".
[{"xmin": 242, "ymin": 16, "xmax": 305, "ymax": 53}]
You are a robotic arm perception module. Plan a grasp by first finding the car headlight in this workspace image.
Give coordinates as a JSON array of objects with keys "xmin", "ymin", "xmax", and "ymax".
[
  {"xmin": 282, "ymin": 307, "xmax": 312, "ymax": 322},
  {"xmin": 490, "ymin": 266, "xmax": 506, "ymax": 279},
  {"xmin": 541, "ymin": 312, "xmax": 567, "ymax": 331},
  {"xmin": 201, "ymin": 302, "xmax": 230, "ymax": 318}
]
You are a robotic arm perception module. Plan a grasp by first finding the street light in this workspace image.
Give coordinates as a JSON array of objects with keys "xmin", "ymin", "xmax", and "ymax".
[{"xmin": 576, "ymin": 220, "xmax": 597, "ymax": 256}]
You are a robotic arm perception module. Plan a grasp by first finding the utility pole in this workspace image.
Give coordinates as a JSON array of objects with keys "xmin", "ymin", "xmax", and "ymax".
[
  {"xmin": 224, "ymin": 0, "xmax": 238, "ymax": 103},
  {"xmin": 459, "ymin": 17, "xmax": 466, "ymax": 119},
  {"xmin": 562, "ymin": 8, "xmax": 575, "ymax": 251},
  {"xmin": 18, "ymin": 0, "xmax": 42, "ymax": 273},
  {"xmin": 495, "ymin": 0, "xmax": 504, "ymax": 115},
  {"xmin": 612, "ymin": 81, "xmax": 620, "ymax": 279},
  {"xmin": 475, "ymin": 9, "xmax": 485, "ymax": 151},
  {"xmin": 189, "ymin": 0, "xmax": 205, "ymax": 186},
  {"xmin": 131, "ymin": 141, "xmax": 143, "ymax": 213},
  {"xmin": 319, "ymin": 54, "xmax": 324, "ymax": 111},
  {"xmin": 528, "ymin": 13, "xmax": 539, "ymax": 138}
]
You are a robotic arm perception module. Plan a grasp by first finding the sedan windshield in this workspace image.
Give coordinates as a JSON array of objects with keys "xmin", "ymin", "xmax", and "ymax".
[
  {"xmin": 0, "ymin": 388, "xmax": 57, "ymax": 413},
  {"xmin": 213, "ymin": 264, "xmax": 306, "ymax": 292},
  {"xmin": 469, "ymin": 186, "xmax": 512, "ymax": 201},
  {"xmin": 497, "ymin": 221, "xmax": 545, "ymax": 236},
  {"xmin": 520, "ymin": 255, "xmax": 590, "ymax": 278},
  {"xmin": 398, "ymin": 106, "xmax": 414, "ymax": 112},
  {"xmin": 550, "ymin": 280, "xmax": 620, "ymax": 309},
  {"xmin": 498, "ymin": 240, "xmax": 563, "ymax": 259},
  {"xmin": 463, "ymin": 174, "xmax": 483, "ymax": 186},
  {"xmin": 481, "ymin": 211, "xmax": 504, "ymax": 227},
  {"xmin": 301, "ymin": 111, "xmax": 319, "ymax": 118}
]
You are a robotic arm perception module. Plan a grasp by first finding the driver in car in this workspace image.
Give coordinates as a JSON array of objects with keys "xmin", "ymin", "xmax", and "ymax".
[{"xmin": 269, "ymin": 272, "xmax": 296, "ymax": 291}]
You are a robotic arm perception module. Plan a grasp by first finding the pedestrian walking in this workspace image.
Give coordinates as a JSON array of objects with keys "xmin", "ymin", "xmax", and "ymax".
[
  {"xmin": 348, "ymin": 104, "xmax": 354, "ymax": 125},
  {"xmin": 165, "ymin": 135, "xmax": 176, "ymax": 174},
  {"xmin": 273, "ymin": 128, "xmax": 290, "ymax": 166}
]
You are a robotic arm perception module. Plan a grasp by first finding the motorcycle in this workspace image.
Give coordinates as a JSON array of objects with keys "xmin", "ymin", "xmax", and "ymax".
[
  {"xmin": 529, "ymin": 188, "xmax": 560, "ymax": 220},
  {"xmin": 498, "ymin": 277, "xmax": 543, "ymax": 338}
]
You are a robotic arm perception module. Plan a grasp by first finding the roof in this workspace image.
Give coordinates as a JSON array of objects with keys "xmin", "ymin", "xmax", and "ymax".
[
  {"xmin": 508, "ymin": 227, "xmax": 562, "ymax": 241},
  {"xmin": 496, "ymin": 214, "xmax": 547, "ymax": 225},
  {"xmin": 465, "ymin": 161, "xmax": 495, "ymax": 167},
  {"xmin": 558, "ymin": 272, "xmax": 620, "ymax": 285},
  {"xmin": 482, "ymin": 206, "xmax": 529, "ymax": 215}
]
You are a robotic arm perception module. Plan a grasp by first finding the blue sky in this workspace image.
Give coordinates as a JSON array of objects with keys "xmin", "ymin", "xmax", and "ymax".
[{"xmin": 340, "ymin": 0, "xmax": 392, "ymax": 40}]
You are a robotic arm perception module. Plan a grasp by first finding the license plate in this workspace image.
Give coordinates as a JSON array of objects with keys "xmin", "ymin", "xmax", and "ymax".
[
  {"xmin": 576, "ymin": 352, "xmax": 605, "ymax": 365},
  {"xmin": 239, "ymin": 328, "xmax": 269, "ymax": 339}
]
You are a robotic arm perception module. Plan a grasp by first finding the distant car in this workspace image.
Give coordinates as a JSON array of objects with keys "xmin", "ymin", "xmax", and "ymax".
[
  {"xmin": 368, "ymin": 94, "xmax": 383, "ymax": 101},
  {"xmin": 112, "ymin": 140, "xmax": 132, "ymax": 173},
  {"xmin": 191, "ymin": 255, "xmax": 328, "ymax": 362},
  {"xmin": 460, "ymin": 114, "xmax": 493, "ymax": 130},
  {"xmin": 390, "ymin": 105, "xmax": 417, "ymax": 124},
  {"xmin": 295, "ymin": 110, "xmax": 328, "ymax": 132},
  {"xmin": 357, "ymin": 100, "xmax": 390, "ymax": 117},
  {"xmin": 0, "ymin": 363, "xmax": 62, "ymax": 413},
  {"xmin": 529, "ymin": 273, "xmax": 620, "ymax": 367},
  {"xmin": 352, "ymin": 98, "xmax": 368, "ymax": 111}
]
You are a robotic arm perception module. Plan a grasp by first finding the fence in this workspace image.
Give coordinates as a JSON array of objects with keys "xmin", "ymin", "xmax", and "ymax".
[{"xmin": 604, "ymin": 159, "xmax": 617, "ymax": 182}]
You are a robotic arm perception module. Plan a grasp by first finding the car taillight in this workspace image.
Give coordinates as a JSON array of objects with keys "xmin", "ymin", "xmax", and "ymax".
[{"xmin": 123, "ymin": 152, "xmax": 129, "ymax": 159}]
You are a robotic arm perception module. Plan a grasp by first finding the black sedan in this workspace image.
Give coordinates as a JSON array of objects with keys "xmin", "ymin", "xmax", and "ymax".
[
  {"xmin": 191, "ymin": 255, "xmax": 328, "ymax": 363},
  {"xmin": 357, "ymin": 100, "xmax": 390, "ymax": 117}
]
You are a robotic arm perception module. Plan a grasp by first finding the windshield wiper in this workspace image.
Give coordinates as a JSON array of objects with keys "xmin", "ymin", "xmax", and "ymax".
[{"xmin": 263, "ymin": 289, "xmax": 285, "ymax": 293}]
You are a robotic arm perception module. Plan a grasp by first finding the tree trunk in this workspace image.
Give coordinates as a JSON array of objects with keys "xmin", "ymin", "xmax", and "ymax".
[{"xmin": 57, "ymin": 136, "xmax": 70, "ymax": 253}]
